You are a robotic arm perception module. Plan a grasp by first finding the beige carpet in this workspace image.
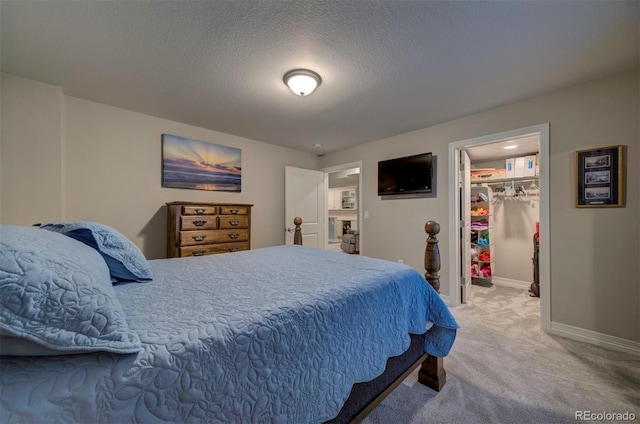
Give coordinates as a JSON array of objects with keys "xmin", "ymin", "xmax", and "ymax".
[{"xmin": 364, "ymin": 284, "xmax": 640, "ymax": 424}]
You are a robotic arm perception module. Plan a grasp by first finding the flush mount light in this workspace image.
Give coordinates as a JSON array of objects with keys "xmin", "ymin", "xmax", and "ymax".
[
  {"xmin": 504, "ymin": 145, "xmax": 518, "ymax": 150},
  {"xmin": 283, "ymin": 69, "xmax": 322, "ymax": 96}
]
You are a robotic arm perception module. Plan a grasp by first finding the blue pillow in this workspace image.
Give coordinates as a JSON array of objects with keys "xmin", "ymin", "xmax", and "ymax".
[
  {"xmin": 0, "ymin": 225, "xmax": 142, "ymax": 355},
  {"xmin": 37, "ymin": 222, "xmax": 152, "ymax": 283}
]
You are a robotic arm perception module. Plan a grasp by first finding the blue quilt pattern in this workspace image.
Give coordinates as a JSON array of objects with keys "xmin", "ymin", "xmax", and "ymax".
[{"xmin": 0, "ymin": 246, "xmax": 457, "ymax": 423}]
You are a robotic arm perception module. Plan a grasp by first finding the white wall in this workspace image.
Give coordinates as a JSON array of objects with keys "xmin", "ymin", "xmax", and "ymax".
[
  {"xmin": 319, "ymin": 71, "xmax": 639, "ymax": 343},
  {"xmin": 491, "ymin": 190, "xmax": 539, "ymax": 285},
  {"xmin": 1, "ymin": 74, "xmax": 65, "ymax": 223},
  {"xmin": 1, "ymin": 73, "xmax": 319, "ymax": 259}
]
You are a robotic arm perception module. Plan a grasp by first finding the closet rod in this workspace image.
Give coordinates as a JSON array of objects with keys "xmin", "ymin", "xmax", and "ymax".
[{"xmin": 475, "ymin": 176, "xmax": 539, "ymax": 185}]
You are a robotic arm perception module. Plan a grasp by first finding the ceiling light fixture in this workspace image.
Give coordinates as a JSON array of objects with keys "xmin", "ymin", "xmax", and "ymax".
[
  {"xmin": 283, "ymin": 69, "xmax": 322, "ymax": 96},
  {"xmin": 503, "ymin": 145, "xmax": 518, "ymax": 150}
]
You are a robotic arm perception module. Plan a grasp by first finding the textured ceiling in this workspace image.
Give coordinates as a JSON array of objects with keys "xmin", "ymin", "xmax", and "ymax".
[
  {"xmin": 1, "ymin": 1, "xmax": 638, "ymax": 155},
  {"xmin": 466, "ymin": 135, "xmax": 539, "ymax": 163}
]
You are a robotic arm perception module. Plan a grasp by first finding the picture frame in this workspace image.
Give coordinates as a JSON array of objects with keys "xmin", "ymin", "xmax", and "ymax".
[
  {"xmin": 575, "ymin": 145, "xmax": 624, "ymax": 208},
  {"xmin": 162, "ymin": 134, "xmax": 242, "ymax": 192}
]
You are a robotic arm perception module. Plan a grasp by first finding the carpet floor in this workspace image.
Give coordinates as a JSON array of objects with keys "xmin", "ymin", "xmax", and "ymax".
[{"xmin": 363, "ymin": 284, "xmax": 640, "ymax": 424}]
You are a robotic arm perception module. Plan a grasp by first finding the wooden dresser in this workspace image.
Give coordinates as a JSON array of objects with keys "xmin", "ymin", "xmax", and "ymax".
[{"xmin": 166, "ymin": 202, "xmax": 253, "ymax": 258}]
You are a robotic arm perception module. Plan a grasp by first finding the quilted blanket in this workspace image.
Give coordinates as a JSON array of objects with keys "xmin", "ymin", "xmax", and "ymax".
[{"xmin": 0, "ymin": 245, "xmax": 457, "ymax": 423}]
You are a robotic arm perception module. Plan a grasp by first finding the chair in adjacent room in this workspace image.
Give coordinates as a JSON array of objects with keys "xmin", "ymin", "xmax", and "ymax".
[{"xmin": 340, "ymin": 230, "xmax": 359, "ymax": 254}]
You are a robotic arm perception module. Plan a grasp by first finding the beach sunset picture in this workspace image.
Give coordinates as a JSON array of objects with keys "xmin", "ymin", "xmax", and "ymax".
[{"xmin": 162, "ymin": 134, "xmax": 241, "ymax": 192}]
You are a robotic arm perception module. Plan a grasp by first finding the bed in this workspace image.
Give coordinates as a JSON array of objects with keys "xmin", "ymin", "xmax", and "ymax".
[{"xmin": 0, "ymin": 219, "xmax": 457, "ymax": 423}]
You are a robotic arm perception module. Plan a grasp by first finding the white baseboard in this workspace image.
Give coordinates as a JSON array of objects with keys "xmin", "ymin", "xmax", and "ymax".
[
  {"xmin": 491, "ymin": 276, "xmax": 530, "ymax": 290},
  {"xmin": 549, "ymin": 321, "xmax": 640, "ymax": 356}
]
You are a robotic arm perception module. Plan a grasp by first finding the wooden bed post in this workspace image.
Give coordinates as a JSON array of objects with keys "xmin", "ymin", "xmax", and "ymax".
[
  {"xmin": 424, "ymin": 220, "xmax": 441, "ymax": 293},
  {"xmin": 419, "ymin": 219, "xmax": 447, "ymax": 392},
  {"xmin": 418, "ymin": 354, "xmax": 446, "ymax": 392},
  {"xmin": 293, "ymin": 217, "xmax": 303, "ymax": 245}
]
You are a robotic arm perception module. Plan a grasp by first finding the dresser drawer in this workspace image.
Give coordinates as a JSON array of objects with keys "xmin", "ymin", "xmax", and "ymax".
[
  {"xmin": 179, "ymin": 230, "xmax": 220, "ymax": 246},
  {"xmin": 182, "ymin": 205, "xmax": 218, "ymax": 215},
  {"xmin": 219, "ymin": 206, "xmax": 249, "ymax": 215},
  {"xmin": 209, "ymin": 229, "xmax": 249, "ymax": 243},
  {"xmin": 179, "ymin": 242, "xmax": 250, "ymax": 257},
  {"xmin": 219, "ymin": 216, "xmax": 249, "ymax": 229},
  {"xmin": 181, "ymin": 216, "xmax": 217, "ymax": 230},
  {"xmin": 179, "ymin": 228, "xmax": 249, "ymax": 245}
]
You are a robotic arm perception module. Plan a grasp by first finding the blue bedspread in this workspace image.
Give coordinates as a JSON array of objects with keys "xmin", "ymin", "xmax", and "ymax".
[{"xmin": 0, "ymin": 245, "xmax": 457, "ymax": 423}]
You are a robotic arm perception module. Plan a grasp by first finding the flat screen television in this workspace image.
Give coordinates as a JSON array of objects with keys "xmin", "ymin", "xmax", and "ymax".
[{"xmin": 378, "ymin": 152, "xmax": 433, "ymax": 195}]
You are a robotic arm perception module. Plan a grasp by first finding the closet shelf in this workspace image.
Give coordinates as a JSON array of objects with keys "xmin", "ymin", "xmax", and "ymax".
[
  {"xmin": 470, "ymin": 185, "xmax": 494, "ymax": 285},
  {"xmin": 472, "ymin": 259, "xmax": 495, "ymax": 265},
  {"xmin": 471, "ymin": 275, "xmax": 492, "ymax": 282},
  {"xmin": 472, "ymin": 242, "xmax": 494, "ymax": 248},
  {"xmin": 472, "ymin": 176, "xmax": 539, "ymax": 185}
]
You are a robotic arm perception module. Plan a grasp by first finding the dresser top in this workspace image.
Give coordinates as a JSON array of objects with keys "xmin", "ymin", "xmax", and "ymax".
[{"xmin": 166, "ymin": 201, "xmax": 253, "ymax": 207}]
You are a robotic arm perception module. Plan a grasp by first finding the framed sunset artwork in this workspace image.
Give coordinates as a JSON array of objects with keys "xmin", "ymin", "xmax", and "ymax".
[{"xmin": 162, "ymin": 134, "xmax": 242, "ymax": 192}]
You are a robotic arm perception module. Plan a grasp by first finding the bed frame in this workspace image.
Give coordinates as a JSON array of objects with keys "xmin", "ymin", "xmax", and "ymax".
[{"xmin": 291, "ymin": 217, "xmax": 446, "ymax": 423}]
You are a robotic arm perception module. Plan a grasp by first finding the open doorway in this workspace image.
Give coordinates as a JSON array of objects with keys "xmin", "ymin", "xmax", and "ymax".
[
  {"xmin": 448, "ymin": 124, "xmax": 550, "ymax": 332},
  {"xmin": 465, "ymin": 135, "xmax": 540, "ymax": 293},
  {"xmin": 322, "ymin": 162, "xmax": 362, "ymax": 255}
]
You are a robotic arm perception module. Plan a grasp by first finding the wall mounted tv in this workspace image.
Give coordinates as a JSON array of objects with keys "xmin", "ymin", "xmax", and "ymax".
[{"xmin": 378, "ymin": 152, "xmax": 433, "ymax": 196}]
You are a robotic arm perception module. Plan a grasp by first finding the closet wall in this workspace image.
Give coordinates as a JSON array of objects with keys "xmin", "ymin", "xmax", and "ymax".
[{"xmin": 472, "ymin": 158, "xmax": 539, "ymax": 286}]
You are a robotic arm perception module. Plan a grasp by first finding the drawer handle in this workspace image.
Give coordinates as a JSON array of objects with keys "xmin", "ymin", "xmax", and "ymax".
[
  {"xmin": 192, "ymin": 235, "xmax": 206, "ymax": 242},
  {"xmin": 229, "ymin": 209, "xmax": 239, "ymax": 214},
  {"xmin": 192, "ymin": 250, "xmax": 206, "ymax": 256},
  {"xmin": 194, "ymin": 208, "xmax": 206, "ymax": 215},
  {"xmin": 228, "ymin": 233, "xmax": 240, "ymax": 239},
  {"xmin": 193, "ymin": 220, "xmax": 207, "ymax": 227},
  {"xmin": 228, "ymin": 247, "xmax": 239, "ymax": 252},
  {"xmin": 229, "ymin": 220, "xmax": 240, "ymax": 226}
]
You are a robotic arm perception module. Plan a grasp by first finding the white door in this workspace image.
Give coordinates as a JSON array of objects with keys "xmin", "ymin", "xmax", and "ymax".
[
  {"xmin": 460, "ymin": 150, "xmax": 472, "ymax": 303},
  {"xmin": 285, "ymin": 166, "xmax": 326, "ymax": 248}
]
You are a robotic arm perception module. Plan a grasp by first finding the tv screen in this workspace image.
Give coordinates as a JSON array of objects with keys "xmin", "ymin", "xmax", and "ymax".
[{"xmin": 378, "ymin": 152, "xmax": 433, "ymax": 195}]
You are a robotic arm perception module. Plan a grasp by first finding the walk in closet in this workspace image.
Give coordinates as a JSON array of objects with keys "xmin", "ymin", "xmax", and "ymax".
[{"xmin": 467, "ymin": 140, "xmax": 540, "ymax": 292}]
